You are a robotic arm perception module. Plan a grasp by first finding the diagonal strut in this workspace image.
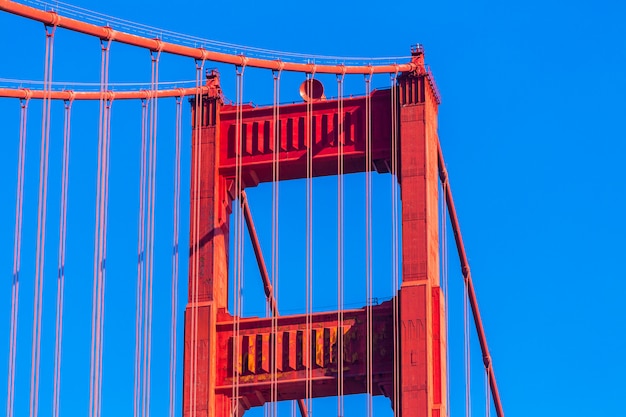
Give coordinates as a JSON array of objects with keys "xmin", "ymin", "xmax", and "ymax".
[{"xmin": 240, "ymin": 190, "xmax": 309, "ymax": 417}]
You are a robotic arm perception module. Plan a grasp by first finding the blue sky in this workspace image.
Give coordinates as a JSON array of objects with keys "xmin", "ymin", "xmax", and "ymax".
[{"xmin": 0, "ymin": 0, "xmax": 625, "ymax": 416}]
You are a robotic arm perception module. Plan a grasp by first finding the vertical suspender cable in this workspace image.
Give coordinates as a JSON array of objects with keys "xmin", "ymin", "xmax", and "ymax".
[
  {"xmin": 99, "ymin": 56, "xmax": 114, "ymax": 417},
  {"xmin": 438, "ymin": 147, "xmax": 504, "ymax": 417},
  {"xmin": 485, "ymin": 366, "xmax": 491, "ymax": 417},
  {"xmin": 441, "ymin": 178, "xmax": 450, "ymax": 410},
  {"xmin": 438, "ymin": 178, "xmax": 449, "ymax": 415},
  {"xmin": 439, "ymin": 183, "xmax": 444, "ymax": 414},
  {"xmin": 305, "ymin": 71, "xmax": 314, "ymax": 417},
  {"xmin": 169, "ymin": 94, "xmax": 183, "ymax": 417},
  {"xmin": 336, "ymin": 71, "xmax": 345, "ymax": 417},
  {"xmin": 364, "ymin": 69, "xmax": 373, "ymax": 417},
  {"xmin": 238, "ymin": 64, "xmax": 246, "ymax": 415},
  {"xmin": 89, "ymin": 37, "xmax": 111, "ymax": 417},
  {"xmin": 464, "ymin": 274, "xmax": 471, "ymax": 417},
  {"xmin": 99, "ymin": 89, "xmax": 113, "ymax": 417},
  {"xmin": 142, "ymin": 48, "xmax": 161, "ymax": 417},
  {"xmin": 390, "ymin": 70, "xmax": 400, "ymax": 417},
  {"xmin": 232, "ymin": 62, "xmax": 246, "ymax": 416},
  {"xmin": 52, "ymin": 95, "xmax": 73, "ymax": 417},
  {"xmin": 30, "ymin": 22, "xmax": 56, "ymax": 417},
  {"xmin": 189, "ymin": 58, "xmax": 205, "ymax": 417},
  {"xmin": 270, "ymin": 67, "xmax": 281, "ymax": 417},
  {"xmin": 7, "ymin": 93, "xmax": 30, "ymax": 417},
  {"xmin": 134, "ymin": 98, "xmax": 149, "ymax": 417},
  {"xmin": 89, "ymin": 40, "xmax": 102, "ymax": 417}
]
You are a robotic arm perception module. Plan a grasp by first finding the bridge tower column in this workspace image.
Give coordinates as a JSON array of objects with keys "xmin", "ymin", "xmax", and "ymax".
[
  {"xmin": 183, "ymin": 48, "xmax": 448, "ymax": 417},
  {"xmin": 183, "ymin": 71, "xmax": 232, "ymax": 417},
  {"xmin": 397, "ymin": 47, "xmax": 448, "ymax": 417}
]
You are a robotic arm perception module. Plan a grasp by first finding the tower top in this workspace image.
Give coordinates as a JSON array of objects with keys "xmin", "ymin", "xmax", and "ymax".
[{"xmin": 411, "ymin": 44, "xmax": 425, "ymax": 56}]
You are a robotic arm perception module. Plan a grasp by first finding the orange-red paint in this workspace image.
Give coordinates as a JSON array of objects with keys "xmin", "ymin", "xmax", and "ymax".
[{"xmin": 184, "ymin": 50, "xmax": 450, "ymax": 417}]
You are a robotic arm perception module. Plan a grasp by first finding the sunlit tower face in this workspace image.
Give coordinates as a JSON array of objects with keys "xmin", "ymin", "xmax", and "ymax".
[{"xmin": 183, "ymin": 47, "xmax": 454, "ymax": 417}]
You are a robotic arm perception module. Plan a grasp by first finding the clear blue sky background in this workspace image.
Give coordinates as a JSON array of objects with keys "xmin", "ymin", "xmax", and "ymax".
[{"xmin": 0, "ymin": 0, "xmax": 625, "ymax": 416}]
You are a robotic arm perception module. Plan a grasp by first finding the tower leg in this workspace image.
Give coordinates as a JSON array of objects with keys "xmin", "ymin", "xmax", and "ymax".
[
  {"xmin": 398, "ymin": 65, "xmax": 447, "ymax": 417},
  {"xmin": 183, "ymin": 74, "xmax": 230, "ymax": 417}
]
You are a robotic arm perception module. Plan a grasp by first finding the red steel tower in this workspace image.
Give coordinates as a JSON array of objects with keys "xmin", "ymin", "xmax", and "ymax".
[{"xmin": 183, "ymin": 46, "xmax": 446, "ymax": 417}]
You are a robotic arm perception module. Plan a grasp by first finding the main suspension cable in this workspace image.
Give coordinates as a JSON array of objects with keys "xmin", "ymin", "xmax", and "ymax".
[
  {"xmin": 438, "ymin": 144, "xmax": 505, "ymax": 417},
  {"xmin": 11, "ymin": 0, "xmax": 413, "ymax": 65}
]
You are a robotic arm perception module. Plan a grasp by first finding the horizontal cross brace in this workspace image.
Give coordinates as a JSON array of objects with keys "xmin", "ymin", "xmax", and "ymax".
[{"xmin": 214, "ymin": 300, "xmax": 395, "ymax": 407}]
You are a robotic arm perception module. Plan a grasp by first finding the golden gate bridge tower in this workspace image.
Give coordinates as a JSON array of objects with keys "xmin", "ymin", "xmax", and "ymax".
[
  {"xmin": 186, "ymin": 48, "xmax": 454, "ymax": 417},
  {"xmin": 0, "ymin": 2, "xmax": 505, "ymax": 417}
]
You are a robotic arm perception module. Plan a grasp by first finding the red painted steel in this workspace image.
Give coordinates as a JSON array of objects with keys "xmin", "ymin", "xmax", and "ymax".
[
  {"xmin": 184, "ymin": 49, "xmax": 455, "ymax": 417},
  {"xmin": 184, "ymin": 73, "xmax": 230, "ymax": 417},
  {"xmin": 396, "ymin": 50, "xmax": 447, "ymax": 417},
  {"xmin": 240, "ymin": 191, "xmax": 309, "ymax": 416},
  {"xmin": 0, "ymin": 3, "xmax": 506, "ymax": 415},
  {"xmin": 438, "ymin": 146, "xmax": 505, "ymax": 417},
  {"xmin": 0, "ymin": 86, "xmax": 208, "ymax": 100},
  {"xmin": 240, "ymin": 191, "xmax": 278, "ymax": 316},
  {"xmin": 214, "ymin": 302, "xmax": 394, "ymax": 410},
  {"xmin": 0, "ymin": 0, "xmax": 416, "ymax": 74},
  {"xmin": 216, "ymin": 90, "xmax": 394, "ymax": 185}
]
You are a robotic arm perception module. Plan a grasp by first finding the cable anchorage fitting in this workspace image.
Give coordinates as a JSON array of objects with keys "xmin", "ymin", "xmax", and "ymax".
[
  {"xmin": 462, "ymin": 265, "xmax": 470, "ymax": 281},
  {"xmin": 274, "ymin": 59, "xmax": 284, "ymax": 73},
  {"xmin": 272, "ymin": 67, "xmax": 282, "ymax": 81},
  {"xmin": 64, "ymin": 90, "xmax": 75, "ymax": 105},
  {"xmin": 439, "ymin": 167, "xmax": 448, "ymax": 185},
  {"xmin": 105, "ymin": 91, "xmax": 115, "ymax": 105},
  {"xmin": 100, "ymin": 26, "xmax": 116, "ymax": 42},
  {"xmin": 44, "ymin": 13, "xmax": 58, "ymax": 36},
  {"xmin": 152, "ymin": 38, "xmax": 164, "ymax": 53},
  {"xmin": 483, "ymin": 354, "xmax": 492, "ymax": 369},
  {"xmin": 21, "ymin": 88, "xmax": 32, "ymax": 102}
]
